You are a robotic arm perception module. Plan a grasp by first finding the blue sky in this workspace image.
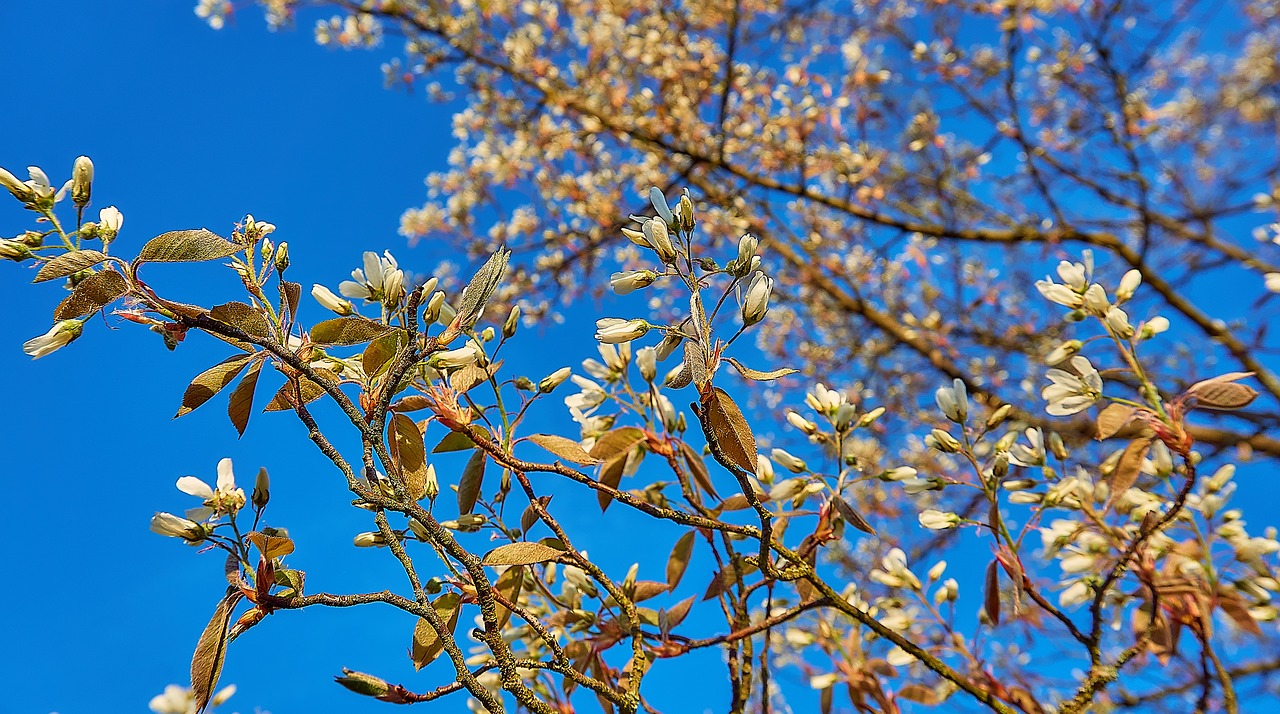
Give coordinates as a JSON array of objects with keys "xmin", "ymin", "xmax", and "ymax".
[{"xmin": 2, "ymin": 3, "xmax": 1278, "ymax": 714}]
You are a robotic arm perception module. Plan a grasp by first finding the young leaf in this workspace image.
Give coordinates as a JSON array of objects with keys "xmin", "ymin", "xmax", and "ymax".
[
  {"xmin": 664, "ymin": 595, "xmax": 696, "ymax": 630},
  {"xmin": 177, "ymin": 355, "xmax": 253, "ymax": 418},
  {"xmin": 1184, "ymin": 372, "xmax": 1259, "ymax": 411},
  {"xmin": 309, "ymin": 316, "xmax": 392, "ymax": 346},
  {"xmin": 1105, "ymin": 437, "xmax": 1153, "ymax": 513},
  {"xmin": 596, "ymin": 452, "xmax": 629, "ymax": 512},
  {"xmin": 247, "ymin": 531, "xmax": 296, "ymax": 559},
  {"xmin": 433, "ymin": 430, "xmax": 478, "ymax": 453},
  {"xmin": 983, "ymin": 560, "xmax": 1001, "ymax": 626},
  {"xmin": 54, "ymin": 268, "xmax": 128, "ymax": 319},
  {"xmin": 262, "ymin": 370, "xmax": 334, "ymax": 412},
  {"xmin": 589, "ymin": 427, "xmax": 647, "ymax": 462},
  {"xmin": 666, "ymin": 531, "xmax": 696, "ymax": 589},
  {"xmin": 679, "ymin": 441, "xmax": 719, "ymax": 500},
  {"xmin": 138, "ymin": 229, "xmax": 241, "ymax": 263},
  {"xmin": 411, "ymin": 593, "xmax": 462, "ymax": 671},
  {"xmin": 482, "ymin": 541, "xmax": 566, "ymax": 566},
  {"xmin": 455, "ymin": 248, "xmax": 510, "ymax": 330},
  {"xmin": 724, "ymin": 357, "xmax": 798, "ymax": 382},
  {"xmin": 1096, "ymin": 403, "xmax": 1138, "ymax": 440},
  {"xmin": 190, "ymin": 589, "xmax": 241, "ymax": 713},
  {"xmin": 457, "ymin": 449, "xmax": 487, "ymax": 515},
  {"xmin": 831, "ymin": 495, "xmax": 878, "ymax": 536},
  {"xmin": 363, "ymin": 330, "xmax": 407, "ymax": 378},
  {"xmin": 695, "ymin": 387, "xmax": 758, "ymax": 477},
  {"xmin": 391, "ymin": 413, "xmax": 429, "ymax": 500},
  {"xmin": 227, "ymin": 358, "xmax": 264, "ymax": 437},
  {"xmin": 33, "ymin": 249, "xmax": 107, "ymax": 283},
  {"xmin": 528, "ymin": 434, "xmax": 601, "ymax": 465},
  {"xmin": 210, "ymin": 302, "xmax": 272, "ymax": 339}
]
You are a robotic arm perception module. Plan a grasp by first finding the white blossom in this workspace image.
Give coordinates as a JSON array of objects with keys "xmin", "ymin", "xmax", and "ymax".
[
  {"xmin": 22, "ymin": 320, "xmax": 83, "ymax": 359},
  {"xmin": 1042, "ymin": 355, "xmax": 1103, "ymax": 416},
  {"xmin": 339, "ymin": 251, "xmax": 401, "ymax": 303}
]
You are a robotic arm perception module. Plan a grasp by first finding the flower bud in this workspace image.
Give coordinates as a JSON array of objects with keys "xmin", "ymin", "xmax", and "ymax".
[
  {"xmin": 678, "ymin": 192, "xmax": 695, "ymax": 231},
  {"xmin": 480, "ymin": 326, "xmax": 496, "ymax": 342},
  {"xmin": 503, "ymin": 305, "xmax": 521, "ymax": 339},
  {"xmin": 595, "ymin": 317, "xmax": 650, "ymax": 344},
  {"xmin": 636, "ymin": 346, "xmax": 657, "ymax": 382},
  {"xmin": 423, "ymin": 463, "xmax": 439, "ymax": 500},
  {"xmin": 1138, "ymin": 316, "xmax": 1169, "ymax": 340},
  {"xmin": 428, "ymin": 345, "xmax": 480, "ymax": 369},
  {"xmin": 1035, "ymin": 279, "xmax": 1084, "ymax": 308},
  {"xmin": 150, "ymin": 512, "xmax": 207, "ymax": 543},
  {"xmin": 729, "ymin": 234, "xmax": 758, "ymax": 277},
  {"xmin": 655, "ymin": 331, "xmax": 683, "ymax": 361},
  {"xmin": 1116, "ymin": 269, "xmax": 1142, "ymax": 302},
  {"xmin": 0, "ymin": 166, "xmax": 34, "ymax": 203},
  {"xmin": 1104, "ymin": 306, "xmax": 1134, "ymax": 338},
  {"xmin": 834, "ymin": 404, "xmax": 858, "ymax": 431},
  {"xmin": 71, "ymin": 156, "xmax": 93, "ymax": 209},
  {"xmin": 621, "ymin": 226, "xmax": 649, "ymax": 247},
  {"xmin": 22, "ymin": 320, "xmax": 84, "ymax": 359},
  {"xmin": 1045, "ymin": 340, "xmax": 1082, "ymax": 365},
  {"xmin": 382, "ymin": 268, "xmax": 406, "ymax": 308},
  {"xmin": 335, "ymin": 669, "xmax": 391, "ymax": 698},
  {"xmin": 610, "ymin": 270, "xmax": 658, "ymax": 295},
  {"xmin": 926, "ymin": 429, "xmax": 961, "ymax": 453},
  {"xmin": 539, "ymin": 367, "xmax": 572, "ymax": 393},
  {"xmin": 770, "ymin": 448, "xmax": 808, "ymax": 473},
  {"xmin": 252, "ymin": 467, "xmax": 270, "ymax": 510},
  {"xmin": 927, "ymin": 561, "xmax": 947, "ymax": 581},
  {"xmin": 649, "ymin": 186, "xmax": 675, "ymax": 224},
  {"xmin": 98, "ymin": 206, "xmax": 123, "ymax": 243},
  {"xmin": 934, "ymin": 378, "xmax": 968, "ymax": 423},
  {"xmin": 312, "ymin": 284, "xmax": 354, "ymax": 316},
  {"xmin": 1083, "ymin": 284, "xmax": 1109, "ymax": 315},
  {"xmin": 858, "ymin": 406, "xmax": 885, "ymax": 427},
  {"xmin": 424, "ymin": 290, "xmax": 445, "ymax": 323},
  {"xmin": 353, "ymin": 532, "xmax": 386, "ymax": 547},
  {"xmin": 741, "ymin": 271, "xmax": 773, "ymax": 327},
  {"xmin": 786, "ymin": 411, "xmax": 817, "ymax": 435},
  {"xmin": 436, "ymin": 297, "xmax": 457, "ymax": 326},
  {"xmin": 934, "ymin": 578, "xmax": 959, "ymax": 604},
  {"xmin": 0, "ymin": 238, "xmax": 33, "ymax": 262},
  {"xmin": 918, "ymin": 509, "xmax": 960, "ymax": 530},
  {"xmin": 1047, "ymin": 432, "xmax": 1069, "ymax": 460},
  {"xmin": 755, "ymin": 454, "xmax": 774, "ymax": 482},
  {"xmin": 642, "ymin": 217, "xmax": 677, "ymax": 263},
  {"xmin": 986, "ymin": 403, "xmax": 1013, "ymax": 427},
  {"xmin": 274, "ymin": 242, "xmax": 290, "ymax": 272},
  {"xmin": 882, "ymin": 466, "xmax": 918, "ymax": 482}
]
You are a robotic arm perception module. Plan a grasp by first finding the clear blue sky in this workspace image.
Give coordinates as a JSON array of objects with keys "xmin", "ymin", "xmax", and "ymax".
[
  {"xmin": 2, "ymin": 3, "xmax": 1277, "ymax": 714},
  {"xmin": 0, "ymin": 4, "xmax": 742, "ymax": 713}
]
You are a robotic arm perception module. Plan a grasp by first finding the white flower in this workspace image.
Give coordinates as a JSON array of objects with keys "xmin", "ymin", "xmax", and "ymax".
[
  {"xmin": 642, "ymin": 216, "xmax": 676, "ymax": 263},
  {"xmin": 1116, "ymin": 269, "xmax": 1142, "ymax": 301},
  {"xmin": 786, "ymin": 410, "xmax": 817, "ymax": 434},
  {"xmin": 882, "ymin": 466, "xmax": 918, "ymax": 481},
  {"xmin": 594, "ymin": 317, "xmax": 650, "ymax": 344},
  {"xmin": 636, "ymin": 346, "xmax": 657, "ymax": 382},
  {"xmin": 149, "ymin": 513, "xmax": 205, "ymax": 543},
  {"xmin": 22, "ymin": 320, "xmax": 83, "ymax": 359},
  {"xmin": 1042, "ymin": 355, "xmax": 1103, "ymax": 416},
  {"xmin": 98, "ymin": 205, "xmax": 123, "ymax": 234},
  {"xmin": 428, "ymin": 345, "xmax": 481, "ymax": 369},
  {"xmin": 539, "ymin": 366, "xmax": 572, "ymax": 393},
  {"xmin": 1103, "ymin": 306, "xmax": 1134, "ymax": 338},
  {"xmin": 610, "ymin": 270, "xmax": 658, "ymax": 295},
  {"xmin": 902, "ymin": 477, "xmax": 942, "ymax": 494},
  {"xmin": 312, "ymin": 284, "xmax": 354, "ymax": 315},
  {"xmin": 338, "ymin": 251, "xmax": 401, "ymax": 303},
  {"xmin": 918, "ymin": 509, "xmax": 960, "ymax": 530},
  {"xmin": 23, "ymin": 165, "xmax": 68, "ymax": 203},
  {"xmin": 0, "ymin": 165, "xmax": 33, "ymax": 201},
  {"xmin": 1008, "ymin": 428, "xmax": 1045, "ymax": 466},
  {"xmin": 770, "ymin": 448, "xmax": 807, "ymax": 473},
  {"xmin": 1056, "ymin": 260, "xmax": 1088, "ymax": 290},
  {"xmin": 1138, "ymin": 316, "xmax": 1170, "ymax": 340},
  {"xmin": 728, "ymin": 233, "xmax": 759, "ymax": 276},
  {"xmin": 934, "ymin": 577, "xmax": 958, "ymax": 604},
  {"xmin": 1082, "ymin": 284, "xmax": 1109, "ymax": 314},
  {"xmin": 1035, "ymin": 278, "xmax": 1084, "ymax": 308},
  {"xmin": 177, "ymin": 457, "xmax": 247, "ymax": 518},
  {"xmin": 804, "ymin": 383, "xmax": 846, "ymax": 415},
  {"xmin": 1266, "ymin": 273, "xmax": 1280, "ymax": 293},
  {"xmin": 741, "ymin": 271, "xmax": 774, "ymax": 327},
  {"xmin": 869, "ymin": 548, "xmax": 922, "ymax": 590},
  {"xmin": 148, "ymin": 684, "xmax": 194, "ymax": 714},
  {"xmin": 755, "ymin": 455, "xmax": 774, "ymax": 481},
  {"xmin": 71, "ymin": 156, "xmax": 93, "ymax": 207},
  {"xmin": 1058, "ymin": 580, "xmax": 1092, "ymax": 608},
  {"xmin": 934, "ymin": 378, "xmax": 968, "ymax": 423},
  {"xmin": 353, "ymin": 532, "xmax": 386, "ymax": 547},
  {"xmin": 649, "ymin": 186, "xmax": 675, "ymax": 224},
  {"xmin": 1045, "ymin": 340, "xmax": 1082, "ymax": 365}
]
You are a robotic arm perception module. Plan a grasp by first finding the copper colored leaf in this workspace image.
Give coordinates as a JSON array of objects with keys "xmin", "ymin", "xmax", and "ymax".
[
  {"xmin": 696, "ymin": 387, "xmax": 758, "ymax": 477},
  {"xmin": 227, "ymin": 358, "xmax": 263, "ymax": 437},
  {"xmin": 247, "ymin": 531, "xmax": 296, "ymax": 559},
  {"xmin": 1095, "ymin": 403, "xmax": 1137, "ymax": 440},
  {"xmin": 411, "ymin": 593, "xmax": 462, "ymax": 670},
  {"xmin": 363, "ymin": 329, "xmax": 406, "ymax": 378},
  {"xmin": 176, "ymin": 355, "xmax": 253, "ymax": 418},
  {"xmin": 262, "ymin": 370, "xmax": 333, "ymax": 412},
  {"xmin": 831, "ymin": 495, "xmax": 878, "ymax": 536},
  {"xmin": 138, "ymin": 229, "xmax": 241, "ymax": 263},
  {"xmin": 983, "ymin": 560, "xmax": 1001, "ymax": 626},
  {"xmin": 897, "ymin": 684, "xmax": 943, "ymax": 706},
  {"xmin": 494, "ymin": 565, "xmax": 525, "ymax": 629},
  {"xmin": 391, "ymin": 395, "xmax": 433, "ymax": 412},
  {"xmin": 521, "ymin": 496, "xmax": 551, "ymax": 535},
  {"xmin": 482, "ymin": 541, "xmax": 566, "ymax": 566},
  {"xmin": 449, "ymin": 363, "xmax": 490, "ymax": 393},
  {"xmin": 1217, "ymin": 587, "xmax": 1263, "ymax": 636},
  {"xmin": 191, "ymin": 589, "xmax": 241, "ymax": 713},
  {"xmin": 596, "ymin": 451, "xmax": 629, "ymax": 512},
  {"xmin": 666, "ymin": 531, "xmax": 696, "ymax": 589},
  {"xmin": 33, "ymin": 249, "xmax": 107, "ymax": 283},
  {"xmin": 1185, "ymin": 372, "xmax": 1259, "ymax": 411},
  {"xmin": 723, "ymin": 357, "xmax": 798, "ymax": 382},
  {"xmin": 54, "ymin": 268, "xmax": 127, "ymax": 319},
  {"xmin": 210, "ymin": 302, "xmax": 271, "ymax": 339},
  {"xmin": 631, "ymin": 581, "xmax": 669, "ymax": 602},
  {"xmin": 684, "ymin": 341, "xmax": 709, "ymax": 388},
  {"xmin": 391, "ymin": 413, "xmax": 428, "ymax": 500},
  {"xmin": 309, "ymin": 316, "xmax": 392, "ymax": 346},
  {"xmin": 433, "ymin": 430, "xmax": 477, "ymax": 453},
  {"xmin": 679, "ymin": 441, "xmax": 719, "ymax": 500},
  {"xmin": 279, "ymin": 280, "xmax": 301, "ymax": 324},
  {"xmin": 457, "ymin": 449, "xmax": 486, "ymax": 515},
  {"xmin": 1106, "ymin": 437, "xmax": 1153, "ymax": 512},
  {"xmin": 589, "ymin": 427, "xmax": 647, "ymax": 462},
  {"xmin": 664, "ymin": 595, "xmax": 695, "ymax": 630},
  {"xmin": 529, "ymin": 434, "xmax": 601, "ymax": 465}
]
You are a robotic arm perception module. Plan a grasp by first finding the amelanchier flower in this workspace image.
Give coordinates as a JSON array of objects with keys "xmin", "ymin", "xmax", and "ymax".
[
  {"xmin": 149, "ymin": 512, "xmax": 206, "ymax": 543},
  {"xmin": 642, "ymin": 217, "xmax": 677, "ymax": 263},
  {"xmin": 23, "ymin": 320, "xmax": 84, "ymax": 359},
  {"xmin": 1008, "ymin": 428, "xmax": 1046, "ymax": 466},
  {"xmin": 1042, "ymin": 355, "xmax": 1103, "ymax": 416},
  {"xmin": 312, "ymin": 284, "xmax": 355, "ymax": 315},
  {"xmin": 918, "ymin": 509, "xmax": 961, "ymax": 530},
  {"xmin": 538, "ymin": 366, "xmax": 572, "ymax": 393},
  {"xmin": 71, "ymin": 156, "xmax": 93, "ymax": 208},
  {"xmin": 339, "ymin": 251, "xmax": 403, "ymax": 303},
  {"xmin": 610, "ymin": 270, "xmax": 658, "ymax": 295},
  {"xmin": 149, "ymin": 683, "xmax": 236, "ymax": 714},
  {"xmin": 595, "ymin": 317, "xmax": 650, "ymax": 344},
  {"xmin": 934, "ymin": 378, "xmax": 968, "ymax": 423},
  {"xmin": 428, "ymin": 344, "xmax": 481, "ymax": 369},
  {"xmin": 177, "ymin": 457, "xmax": 248, "ymax": 518},
  {"xmin": 741, "ymin": 271, "xmax": 774, "ymax": 327},
  {"xmin": 98, "ymin": 206, "xmax": 123, "ymax": 239}
]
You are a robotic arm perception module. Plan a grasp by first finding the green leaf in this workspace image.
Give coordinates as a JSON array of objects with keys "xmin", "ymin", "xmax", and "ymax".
[
  {"xmin": 666, "ymin": 531, "xmax": 696, "ymax": 589},
  {"xmin": 528, "ymin": 434, "xmax": 601, "ymax": 465},
  {"xmin": 310, "ymin": 316, "xmax": 392, "ymax": 346},
  {"xmin": 33, "ymin": 249, "xmax": 107, "ymax": 283},
  {"xmin": 433, "ymin": 430, "xmax": 477, "ymax": 453},
  {"xmin": 362, "ymin": 330, "xmax": 407, "ymax": 378},
  {"xmin": 190, "ymin": 588, "xmax": 241, "ymax": 713},
  {"xmin": 138, "ymin": 229, "xmax": 241, "ymax": 263},
  {"xmin": 391, "ymin": 413, "xmax": 428, "ymax": 501},
  {"xmin": 227, "ymin": 358, "xmax": 264, "ymax": 437},
  {"xmin": 210, "ymin": 302, "xmax": 272, "ymax": 339},
  {"xmin": 455, "ymin": 248, "xmax": 510, "ymax": 329},
  {"xmin": 724, "ymin": 357, "xmax": 797, "ymax": 382},
  {"xmin": 53, "ymin": 268, "xmax": 128, "ymax": 319},
  {"xmin": 411, "ymin": 593, "xmax": 462, "ymax": 671},
  {"xmin": 482, "ymin": 541, "xmax": 566, "ymax": 566},
  {"xmin": 176, "ymin": 355, "xmax": 254, "ymax": 418},
  {"xmin": 457, "ymin": 449, "xmax": 487, "ymax": 515}
]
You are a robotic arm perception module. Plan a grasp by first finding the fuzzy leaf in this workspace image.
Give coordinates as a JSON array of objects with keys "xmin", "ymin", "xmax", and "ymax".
[
  {"xmin": 247, "ymin": 531, "xmax": 296, "ymax": 559},
  {"xmin": 433, "ymin": 430, "xmax": 477, "ymax": 453},
  {"xmin": 482, "ymin": 541, "xmax": 566, "ymax": 566},
  {"xmin": 679, "ymin": 441, "xmax": 719, "ymax": 500},
  {"xmin": 176, "ymin": 355, "xmax": 253, "ymax": 418},
  {"xmin": 529, "ymin": 434, "xmax": 601, "ymax": 465},
  {"xmin": 411, "ymin": 593, "xmax": 462, "ymax": 670},
  {"xmin": 33, "ymin": 249, "xmax": 108, "ymax": 283},
  {"xmin": 666, "ymin": 531, "xmax": 696, "ymax": 589},
  {"xmin": 309, "ymin": 316, "xmax": 392, "ymax": 346},
  {"xmin": 1185, "ymin": 372, "xmax": 1259, "ymax": 411},
  {"xmin": 210, "ymin": 302, "xmax": 272, "ymax": 339},
  {"xmin": 1106, "ymin": 437, "xmax": 1153, "ymax": 512},
  {"xmin": 455, "ymin": 248, "xmax": 510, "ymax": 329},
  {"xmin": 695, "ymin": 387, "xmax": 758, "ymax": 477},
  {"xmin": 54, "ymin": 268, "xmax": 127, "ymax": 319},
  {"xmin": 457, "ymin": 449, "xmax": 486, "ymax": 515},
  {"xmin": 227, "ymin": 358, "xmax": 263, "ymax": 437},
  {"xmin": 138, "ymin": 229, "xmax": 241, "ymax": 263},
  {"xmin": 363, "ymin": 330, "xmax": 407, "ymax": 378},
  {"xmin": 983, "ymin": 560, "xmax": 1001, "ymax": 626},
  {"xmin": 190, "ymin": 589, "xmax": 241, "ymax": 713},
  {"xmin": 724, "ymin": 357, "xmax": 798, "ymax": 382},
  {"xmin": 262, "ymin": 370, "xmax": 333, "ymax": 412},
  {"xmin": 493, "ymin": 565, "xmax": 525, "ymax": 629},
  {"xmin": 391, "ymin": 413, "xmax": 428, "ymax": 501},
  {"xmin": 832, "ymin": 495, "xmax": 878, "ymax": 536},
  {"xmin": 1096, "ymin": 403, "xmax": 1137, "ymax": 440}
]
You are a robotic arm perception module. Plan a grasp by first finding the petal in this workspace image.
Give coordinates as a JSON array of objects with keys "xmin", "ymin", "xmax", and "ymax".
[
  {"xmin": 216, "ymin": 457, "xmax": 236, "ymax": 490},
  {"xmin": 176, "ymin": 476, "xmax": 214, "ymax": 499},
  {"xmin": 185, "ymin": 506, "xmax": 215, "ymax": 521},
  {"xmin": 362, "ymin": 251, "xmax": 383, "ymax": 288},
  {"xmin": 338, "ymin": 280, "xmax": 370, "ymax": 299}
]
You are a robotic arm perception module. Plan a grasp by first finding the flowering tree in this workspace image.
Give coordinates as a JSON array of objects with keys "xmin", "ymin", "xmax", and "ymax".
[{"xmin": 7, "ymin": 0, "xmax": 1280, "ymax": 711}]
